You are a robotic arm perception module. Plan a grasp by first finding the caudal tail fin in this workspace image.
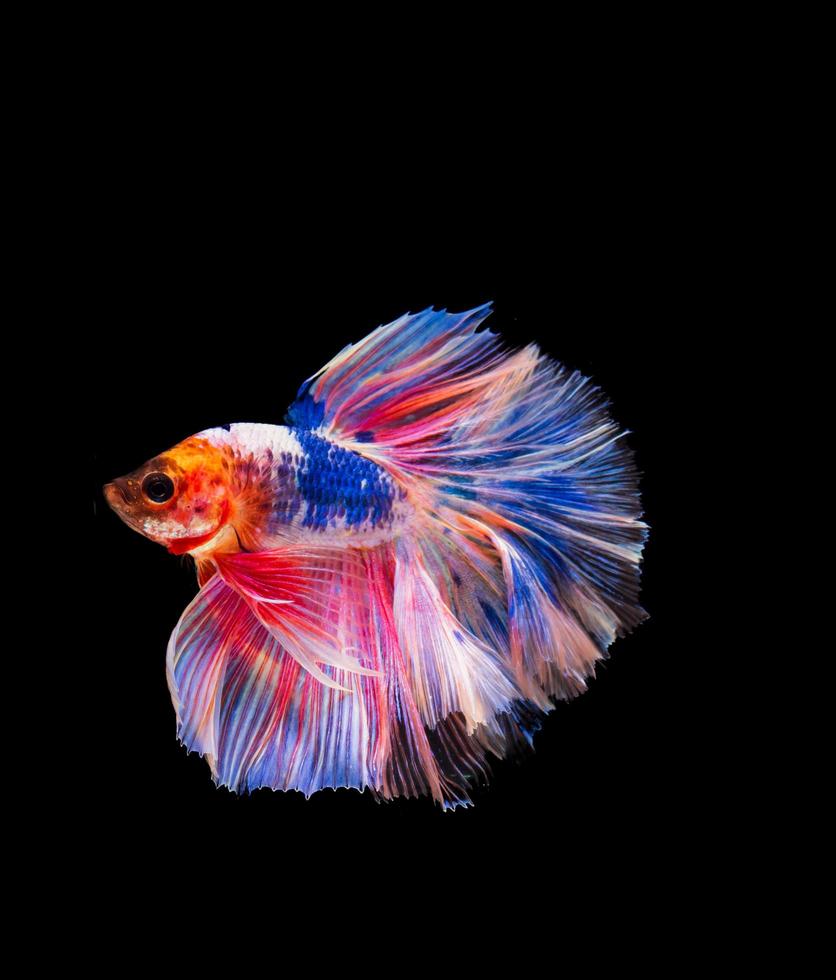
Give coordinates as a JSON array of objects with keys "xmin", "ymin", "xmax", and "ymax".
[{"xmin": 287, "ymin": 303, "xmax": 647, "ymax": 706}]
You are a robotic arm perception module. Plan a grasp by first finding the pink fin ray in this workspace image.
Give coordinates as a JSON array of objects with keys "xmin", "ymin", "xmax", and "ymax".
[
  {"xmin": 168, "ymin": 546, "xmax": 506, "ymax": 806},
  {"xmin": 166, "ymin": 575, "xmax": 301, "ymax": 785},
  {"xmin": 291, "ymin": 303, "xmax": 503, "ymax": 452},
  {"xmin": 215, "ymin": 549, "xmax": 382, "ymax": 691},
  {"xmin": 167, "ymin": 567, "xmax": 387, "ymax": 795},
  {"xmin": 393, "ymin": 537, "xmax": 521, "ymax": 733}
]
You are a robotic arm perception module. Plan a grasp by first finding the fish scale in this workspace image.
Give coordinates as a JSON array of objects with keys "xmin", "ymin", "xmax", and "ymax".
[{"xmin": 292, "ymin": 429, "xmax": 398, "ymax": 532}]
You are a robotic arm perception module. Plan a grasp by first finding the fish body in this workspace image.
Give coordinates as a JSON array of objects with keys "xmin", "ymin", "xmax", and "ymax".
[
  {"xmin": 105, "ymin": 304, "xmax": 647, "ymax": 807},
  {"xmin": 205, "ymin": 423, "xmax": 413, "ymax": 550},
  {"xmin": 106, "ymin": 424, "xmax": 413, "ymax": 555}
]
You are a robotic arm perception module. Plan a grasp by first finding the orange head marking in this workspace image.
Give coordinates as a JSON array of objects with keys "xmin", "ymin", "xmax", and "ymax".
[{"xmin": 104, "ymin": 437, "xmax": 234, "ymax": 555}]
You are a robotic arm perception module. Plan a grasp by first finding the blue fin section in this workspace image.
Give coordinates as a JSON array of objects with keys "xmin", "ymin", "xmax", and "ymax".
[
  {"xmin": 285, "ymin": 381, "xmax": 325, "ymax": 429},
  {"xmin": 284, "ymin": 303, "xmax": 497, "ymax": 439}
]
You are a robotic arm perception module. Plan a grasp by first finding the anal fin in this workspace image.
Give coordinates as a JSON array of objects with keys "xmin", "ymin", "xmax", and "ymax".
[{"xmin": 214, "ymin": 548, "xmax": 382, "ymax": 692}]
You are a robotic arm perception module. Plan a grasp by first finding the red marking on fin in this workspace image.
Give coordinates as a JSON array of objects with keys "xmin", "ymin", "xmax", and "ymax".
[{"xmin": 214, "ymin": 548, "xmax": 382, "ymax": 691}]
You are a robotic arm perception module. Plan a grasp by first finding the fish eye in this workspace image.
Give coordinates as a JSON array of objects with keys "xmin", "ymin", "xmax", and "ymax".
[{"xmin": 142, "ymin": 472, "xmax": 175, "ymax": 503}]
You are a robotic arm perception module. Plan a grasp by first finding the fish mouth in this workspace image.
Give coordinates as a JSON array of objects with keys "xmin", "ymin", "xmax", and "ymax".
[
  {"xmin": 103, "ymin": 482, "xmax": 128, "ymax": 510},
  {"xmin": 103, "ymin": 481, "xmax": 151, "ymax": 537}
]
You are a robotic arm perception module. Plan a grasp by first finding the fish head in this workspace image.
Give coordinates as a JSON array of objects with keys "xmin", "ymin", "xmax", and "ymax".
[{"xmin": 104, "ymin": 436, "xmax": 234, "ymax": 554}]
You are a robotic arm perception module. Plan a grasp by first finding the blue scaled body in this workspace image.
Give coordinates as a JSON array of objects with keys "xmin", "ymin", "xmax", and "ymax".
[{"xmin": 267, "ymin": 428, "xmax": 403, "ymax": 536}]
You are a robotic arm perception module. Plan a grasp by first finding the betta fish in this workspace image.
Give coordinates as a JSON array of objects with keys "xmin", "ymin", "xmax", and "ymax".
[{"xmin": 104, "ymin": 304, "xmax": 647, "ymax": 807}]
